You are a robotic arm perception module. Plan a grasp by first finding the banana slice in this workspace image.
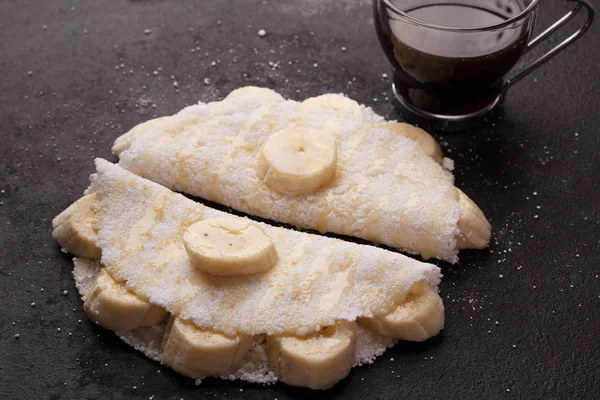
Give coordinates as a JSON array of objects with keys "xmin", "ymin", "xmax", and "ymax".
[
  {"xmin": 183, "ymin": 216, "xmax": 278, "ymax": 276},
  {"xmin": 161, "ymin": 316, "xmax": 253, "ymax": 378},
  {"xmin": 52, "ymin": 193, "xmax": 101, "ymax": 259},
  {"xmin": 456, "ymin": 189, "xmax": 492, "ymax": 249},
  {"xmin": 266, "ymin": 321, "xmax": 356, "ymax": 390},
  {"xmin": 384, "ymin": 122, "xmax": 443, "ymax": 164},
  {"xmin": 257, "ymin": 127, "xmax": 337, "ymax": 195},
  {"xmin": 358, "ymin": 281, "xmax": 444, "ymax": 342},
  {"xmin": 112, "ymin": 116, "xmax": 170, "ymax": 156},
  {"xmin": 300, "ymin": 93, "xmax": 362, "ymax": 113},
  {"xmin": 224, "ymin": 86, "xmax": 283, "ymax": 102},
  {"xmin": 84, "ymin": 269, "xmax": 168, "ymax": 331}
]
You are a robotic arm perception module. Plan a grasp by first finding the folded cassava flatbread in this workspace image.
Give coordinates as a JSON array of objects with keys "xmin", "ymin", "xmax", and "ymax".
[{"xmin": 114, "ymin": 87, "xmax": 490, "ymax": 263}]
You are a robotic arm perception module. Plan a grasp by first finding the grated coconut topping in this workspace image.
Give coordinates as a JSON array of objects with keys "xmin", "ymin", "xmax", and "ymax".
[{"xmin": 117, "ymin": 87, "xmax": 461, "ymax": 263}]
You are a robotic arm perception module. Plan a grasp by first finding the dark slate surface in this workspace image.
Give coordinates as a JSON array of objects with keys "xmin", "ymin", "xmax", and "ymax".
[{"xmin": 1, "ymin": 1, "xmax": 599, "ymax": 399}]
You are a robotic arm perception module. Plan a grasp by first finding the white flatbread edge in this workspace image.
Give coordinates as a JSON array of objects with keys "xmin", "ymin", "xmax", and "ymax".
[{"xmin": 73, "ymin": 257, "xmax": 396, "ymax": 385}]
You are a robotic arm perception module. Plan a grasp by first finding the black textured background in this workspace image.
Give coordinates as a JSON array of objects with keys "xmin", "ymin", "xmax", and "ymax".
[{"xmin": 1, "ymin": 1, "xmax": 599, "ymax": 399}]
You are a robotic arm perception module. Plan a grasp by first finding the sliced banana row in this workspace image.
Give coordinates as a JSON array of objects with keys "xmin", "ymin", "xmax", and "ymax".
[
  {"xmin": 158, "ymin": 280, "xmax": 443, "ymax": 390},
  {"xmin": 79, "ymin": 263, "xmax": 444, "ymax": 388},
  {"xmin": 77, "ymin": 257, "xmax": 444, "ymax": 388},
  {"xmin": 265, "ymin": 280, "xmax": 444, "ymax": 389}
]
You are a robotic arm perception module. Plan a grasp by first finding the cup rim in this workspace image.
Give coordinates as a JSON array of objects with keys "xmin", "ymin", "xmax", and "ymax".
[{"xmin": 381, "ymin": 0, "xmax": 540, "ymax": 32}]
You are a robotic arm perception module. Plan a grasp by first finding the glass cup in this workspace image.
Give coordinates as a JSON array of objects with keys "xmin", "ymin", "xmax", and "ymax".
[{"xmin": 373, "ymin": 0, "xmax": 594, "ymax": 124}]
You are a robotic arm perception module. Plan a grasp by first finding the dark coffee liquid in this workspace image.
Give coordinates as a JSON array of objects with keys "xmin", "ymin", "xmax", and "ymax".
[{"xmin": 374, "ymin": 2, "xmax": 531, "ymax": 116}]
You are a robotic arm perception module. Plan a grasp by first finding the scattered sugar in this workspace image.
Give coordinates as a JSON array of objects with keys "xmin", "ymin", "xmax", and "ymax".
[{"xmin": 257, "ymin": 29, "xmax": 266, "ymax": 37}]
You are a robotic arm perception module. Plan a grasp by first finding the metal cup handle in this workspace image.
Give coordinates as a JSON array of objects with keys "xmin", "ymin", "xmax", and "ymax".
[{"xmin": 504, "ymin": 0, "xmax": 595, "ymax": 90}]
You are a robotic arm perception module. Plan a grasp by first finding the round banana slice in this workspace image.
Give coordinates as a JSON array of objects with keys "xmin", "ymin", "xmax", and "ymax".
[
  {"xmin": 161, "ymin": 316, "xmax": 253, "ymax": 378},
  {"xmin": 456, "ymin": 189, "xmax": 492, "ymax": 249},
  {"xmin": 51, "ymin": 193, "xmax": 101, "ymax": 259},
  {"xmin": 384, "ymin": 122, "xmax": 443, "ymax": 164},
  {"xmin": 183, "ymin": 217, "xmax": 278, "ymax": 276},
  {"xmin": 112, "ymin": 116, "xmax": 170, "ymax": 156},
  {"xmin": 224, "ymin": 86, "xmax": 283, "ymax": 103},
  {"xmin": 358, "ymin": 281, "xmax": 444, "ymax": 342},
  {"xmin": 300, "ymin": 93, "xmax": 362, "ymax": 113},
  {"xmin": 266, "ymin": 321, "xmax": 357, "ymax": 390},
  {"xmin": 84, "ymin": 269, "xmax": 168, "ymax": 332},
  {"xmin": 257, "ymin": 127, "xmax": 337, "ymax": 195}
]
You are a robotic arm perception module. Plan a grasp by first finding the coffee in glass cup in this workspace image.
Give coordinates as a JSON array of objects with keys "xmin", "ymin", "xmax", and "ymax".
[{"xmin": 373, "ymin": 0, "xmax": 594, "ymax": 123}]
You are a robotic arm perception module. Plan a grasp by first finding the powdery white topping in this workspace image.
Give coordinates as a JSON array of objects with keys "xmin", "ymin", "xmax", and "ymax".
[
  {"xmin": 73, "ymin": 257, "xmax": 101, "ymax": 297},
  {"xmin": 119, "ymin": 325, "xmax": 165, "ymax": 362},
  {"xmin": 90, "ymin": 159, "xmax": 441, "ymax": 336},
  {"xmin": 72, "ymin": 258, "xmax": 403, "ymax": 385},
  {"xmin": 118, "ymin": 87, "xmax": 461, "ymax": 263},
  {"xmin": 443, "ymin": 157, "xmax": 455, "ymax": 172},
  {"xmin": 354, "ymin": 326, "xmax": 396, "ymax": 366}
]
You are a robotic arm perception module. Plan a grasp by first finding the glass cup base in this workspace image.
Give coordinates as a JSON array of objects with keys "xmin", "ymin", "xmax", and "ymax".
[{"xmin": 392, "ymin": 83, "xmax": 503, "ymax": 132}]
